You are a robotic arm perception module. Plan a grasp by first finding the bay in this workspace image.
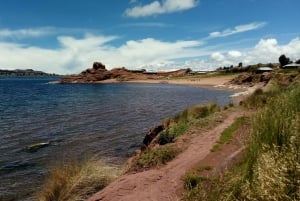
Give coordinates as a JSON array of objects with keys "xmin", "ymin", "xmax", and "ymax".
[{"xmin": 0, "ymin": 77, "xmax": 233, "ymax": 200}]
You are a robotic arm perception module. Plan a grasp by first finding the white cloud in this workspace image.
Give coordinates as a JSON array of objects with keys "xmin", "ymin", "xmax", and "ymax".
[
  {"xmin": 205, "ymin": 38, "xmax": 300, "ymax": 68},
  {"xmin": 0, "ymin": 27, "xmax": 53, "ymax": 39},
  {"xmin": 125, "ymin": 0, "xmax": 198, "ymax": 18},
  {"xmin": 211, "ymin": 52, "xmax": 225, "ymax": 61},
  {"xmin": 0, "ymin": 34, "xmax": 203, "ymax": 74},
  {"xmin": 209, "ymin": 22, "xmax": 267, "ymax": 38},
  {"xmin": 228, "ymin": 50, "xmax": 242, "ymax": 58},
  {"xmin": 0, "ymin": 31, "xmax": 299, "ymax": 74},
  {"xmin": 120, "ymin": 22, "xmax": 171, "ymax": 28}
]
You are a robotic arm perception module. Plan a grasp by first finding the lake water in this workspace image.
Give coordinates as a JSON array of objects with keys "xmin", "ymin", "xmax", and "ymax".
[{"xmin": 0, "ymin": 78, "xmax": 233, "ymax": 200}]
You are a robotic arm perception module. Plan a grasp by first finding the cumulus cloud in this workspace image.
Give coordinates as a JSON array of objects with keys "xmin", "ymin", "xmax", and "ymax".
[
  {"xmin": 0, "ymin": 30, "xmax": 299, "ymax": 74},
  {"xmin": 0, "ymin": 34, "xmax": 203, "ymax": 74},
  {"xmin": 207, "ymin": 38, "xmax": 300, "ymax": 68},
  {"xmin": 211, "ymin": 52, "xmax": 225, "ymax": 61},
  {"xmin": 125, "ymin": 0, "xmax": 198, "ymax": 18},
  {"xmin": 228, "ymin": 50, "xmax": 242, "ymax": 58},
  {"xmin": 209, "ymin": 22, "xmax": 267, "ymax": 38}
]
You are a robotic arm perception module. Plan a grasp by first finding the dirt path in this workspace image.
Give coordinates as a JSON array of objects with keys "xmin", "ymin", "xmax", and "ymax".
[{"xmin": 88, "ymin": 110, "xmax": 244, "ymax": 201}]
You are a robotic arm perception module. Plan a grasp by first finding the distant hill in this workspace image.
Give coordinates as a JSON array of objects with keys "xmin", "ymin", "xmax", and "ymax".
[{"xmin": 0, "ymin": 69, "xmax": 60, "ymax": 77}]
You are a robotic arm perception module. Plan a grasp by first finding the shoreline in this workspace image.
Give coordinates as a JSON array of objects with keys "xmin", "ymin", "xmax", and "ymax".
[{"xmin": 95, "ymin": 76, "xmax": 256, "ymax": 104}]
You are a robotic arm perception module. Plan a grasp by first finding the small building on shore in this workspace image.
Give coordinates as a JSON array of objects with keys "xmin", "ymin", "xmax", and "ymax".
[
  {"xmin": 256, "ymin": 67, "xmax": 273, "ymax": 73},
  {"xmin": 282, "ymin": 63, "xmax": 300, "ymax": 69}
]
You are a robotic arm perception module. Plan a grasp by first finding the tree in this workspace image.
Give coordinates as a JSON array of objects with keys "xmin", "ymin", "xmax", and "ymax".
[
  {"xmin": 296, "ymin": 59, "xmax": 300, "ymax": 64},
  {"xmin": 238, "ymin": 62, "xmax": 243, "ymax": 68},
  {"xmin": 279, "ymin": 54, "xmax": 290, "ymax": 67}
]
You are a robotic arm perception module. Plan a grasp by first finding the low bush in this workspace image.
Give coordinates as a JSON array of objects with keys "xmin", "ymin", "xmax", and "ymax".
[
  {"xmin": 137, "ymin": 146, "xmax": 177, "ymax": 168},
  {"xmin": 158, "ymin": 123, "xmax": 189, "ymax": 145}
]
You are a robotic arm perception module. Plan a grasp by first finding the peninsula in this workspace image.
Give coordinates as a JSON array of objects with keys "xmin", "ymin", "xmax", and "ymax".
[{"xmin": 0, "ymin": 69, "xmax": 60, "ymax": 77}]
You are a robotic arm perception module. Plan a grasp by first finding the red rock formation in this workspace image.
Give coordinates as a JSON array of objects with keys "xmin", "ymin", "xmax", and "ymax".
[{"xmin": 59, "ymin": 62, "xmax": 191, "ymax": 83}]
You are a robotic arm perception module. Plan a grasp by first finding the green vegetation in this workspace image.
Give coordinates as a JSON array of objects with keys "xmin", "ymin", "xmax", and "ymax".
[
  {"xmin": 184, "ymin": 80, "xmax": 300, "ymax": 201},
  {"xmin": 158, "ymin": 124, "xmax": 189, "ymax": 145},
  {"xmin": 210, "ymin": 116, "xmax": 249, "ymax": 152},
  {"xmin": 159, "ymin": 103, "xmax": 220, "ymax": 145},
  {"xmin": 219, "ymin": 116, "xmax": 248, "ymax": 144},
  {"xmin": 195, "ymin": 165, "xmax": 213, "ymax": 172},
  {"xmin": 184, "ymin": 174, "xmax": 209, "ymax": 190},
  {"xmin": 210, "ymin": 143, "xmax": 221, "ymax": 152},
  {"xmin": 136, "ymin": 146, "xmax": 177, "ymax": 168},
  {"xmin": 36, "ymin": 159, "xmax": 121, "ymax": 201},
  {"xmin": 135, "ymin": 103, "xmax": 222, "ymax": 170}
]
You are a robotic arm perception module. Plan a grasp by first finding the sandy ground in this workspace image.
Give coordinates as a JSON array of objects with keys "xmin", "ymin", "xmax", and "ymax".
[
  {"xmin": 98, "ymin": 76, "xmax": 236, "ymax": 89},
  {"xmin": 98, "ymin": 76, "xmax": 258, "ymax": 104},
  {"xmin": 87, "ymin": 110, "xmax": 245, "ymax": 201}
]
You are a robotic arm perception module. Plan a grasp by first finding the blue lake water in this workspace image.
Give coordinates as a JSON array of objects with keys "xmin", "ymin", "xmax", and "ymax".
[{"xmin": 0, "ymin": 77, "xmax": 233, "ymax": 200}]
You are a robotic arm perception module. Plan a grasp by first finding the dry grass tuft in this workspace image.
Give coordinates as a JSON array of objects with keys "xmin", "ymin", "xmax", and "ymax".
[
  {"xmin": 36, "ymin": 160, "xmax": 121, "ymax": 201},
  {"xmin": 184, "ymin": 80, "xmax": 300, "ymax": 201}
]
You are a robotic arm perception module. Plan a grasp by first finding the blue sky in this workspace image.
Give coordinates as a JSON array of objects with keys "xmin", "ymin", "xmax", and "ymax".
[{"xmin": 0, "ymin": 0, "xmax": 299, "ymax": 74}]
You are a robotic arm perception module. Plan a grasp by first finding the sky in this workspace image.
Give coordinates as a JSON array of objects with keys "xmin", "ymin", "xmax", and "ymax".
[{"xmin": 0, "ymin": 0, "xmax": 300, "ymax": 74}]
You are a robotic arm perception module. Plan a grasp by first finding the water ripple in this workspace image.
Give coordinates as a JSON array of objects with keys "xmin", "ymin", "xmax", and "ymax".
[{"xmin": 0, "ymin": 78, "xmax": 233, "ymax": 200}]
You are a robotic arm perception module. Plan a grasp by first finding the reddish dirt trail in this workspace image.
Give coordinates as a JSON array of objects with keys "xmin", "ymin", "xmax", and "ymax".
[{"xmin": 87, "ymin": 110, "xmax": 244, "ymax": 201}]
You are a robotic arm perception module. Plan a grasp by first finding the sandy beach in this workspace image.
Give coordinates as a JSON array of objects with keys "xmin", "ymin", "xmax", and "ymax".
[{"xmin": 97, "ymin": 75, "xmax": 257, "ymax": 103}]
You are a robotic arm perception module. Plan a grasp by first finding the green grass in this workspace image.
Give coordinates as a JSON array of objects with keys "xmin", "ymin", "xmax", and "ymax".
[
  {"xmin": 159, "ymin": 103, "xmax": 220, "ymax": 145},
  {"xmin": 158, "ymin": 123, "xmax": 189, "ymax": 145},
  {"xmin": 136, "ymin": 146, "xmax": 177, "ymax": 168},
  {"xmin": 184, "ymin": 80, "xmax": 300, "ymax": 201},
  {"xmin": 210, "ymin": 144, "xmax": 221, "ymax": 152},
  {"xmin": 219, "ymin": 116, "xmax": 248, "ymax": 144},
  {"xmin": 195, "ymin": 165, "xmax": 213, "ymax": 172},
  {"xmin": 184, "ymin": 174, "xmax": 210, "ymax": 190},
  {"xmin": 210, "ymin": 116, "xmax": 249, "ymax": 152}
]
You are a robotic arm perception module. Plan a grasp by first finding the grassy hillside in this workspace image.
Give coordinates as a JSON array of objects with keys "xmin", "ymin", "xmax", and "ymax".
[{"xmin": 184, "ymin": 79, "xmax": 300, "ymax": 201}]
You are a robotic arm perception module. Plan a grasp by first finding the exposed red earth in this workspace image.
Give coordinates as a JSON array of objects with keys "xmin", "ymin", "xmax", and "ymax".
[{"xmin": 87, "ymin": 110, "xmax": 246, "ymax": 201}]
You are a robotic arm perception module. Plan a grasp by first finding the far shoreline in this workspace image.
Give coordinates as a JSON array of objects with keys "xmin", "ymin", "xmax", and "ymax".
[
  {"xmin": 94, "ymin": 75, "xmax": 254, "ymax": 103},
  {"xmin": 55, "ymin": 74, "xmax": 257, "ymax": 104}
]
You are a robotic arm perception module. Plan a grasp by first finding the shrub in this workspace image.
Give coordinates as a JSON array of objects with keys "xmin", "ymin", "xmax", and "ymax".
[
  {"xmin": 158, "ymin": 123, "xmax": 189, "ymax": 145},
  {"xmin": 159, "ymin": 103, "xmax": 220, "ymax": 145},
  {"xmin": 137, "ymin": 146, "xmax": 177, "ymax": 168}
]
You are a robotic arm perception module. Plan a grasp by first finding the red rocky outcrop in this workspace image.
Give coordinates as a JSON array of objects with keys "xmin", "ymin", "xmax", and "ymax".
[{"xmin": 59, "ymin": 62, "xmax": 191, "ymax": 83}]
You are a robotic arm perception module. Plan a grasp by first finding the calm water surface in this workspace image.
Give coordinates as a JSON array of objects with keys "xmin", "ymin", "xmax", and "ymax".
[{"xmin": 0, "ymin": 78, "xmax": 233, "ymax": 200}]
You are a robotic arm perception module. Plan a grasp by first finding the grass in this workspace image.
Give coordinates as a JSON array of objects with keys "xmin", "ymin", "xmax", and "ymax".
[
  {"xmin": 184, "ymin": 174, "xmax": 209, "ymax": 190},
  {"xmin": 195, "ymin": 165, "xmax": 213, "ymax": 172},
  {"xmin": 36, "ymin": 159, "xmax": 121, "ymax": 201},
  {"xmin": 136, "ymin": 146, "xmax": 177, "ymax": 168},
  {"xmin": 133, "ymin": 103, "xmax": 223, "ymax": 170},
  {"xmin": 159, "ymin": 103, "xmax": 220, "ymax": 145},
  {"xmin": 210, "ymin": 144, "xmax": 221, "ymax": 152},
  {"xmin": 219, "ymin": 116, "xmax": 248, "ymax": 144},
  {"xmin": 184, "ymin": 79, "xmax": 300, "ymax": 201},
  {"xmin": 158, "ymin": 123, "xmax": 189, "ymax": 145},
  {"xmin": 210, "ymin": 116, "xmax": 249, "ymax": 152}
]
